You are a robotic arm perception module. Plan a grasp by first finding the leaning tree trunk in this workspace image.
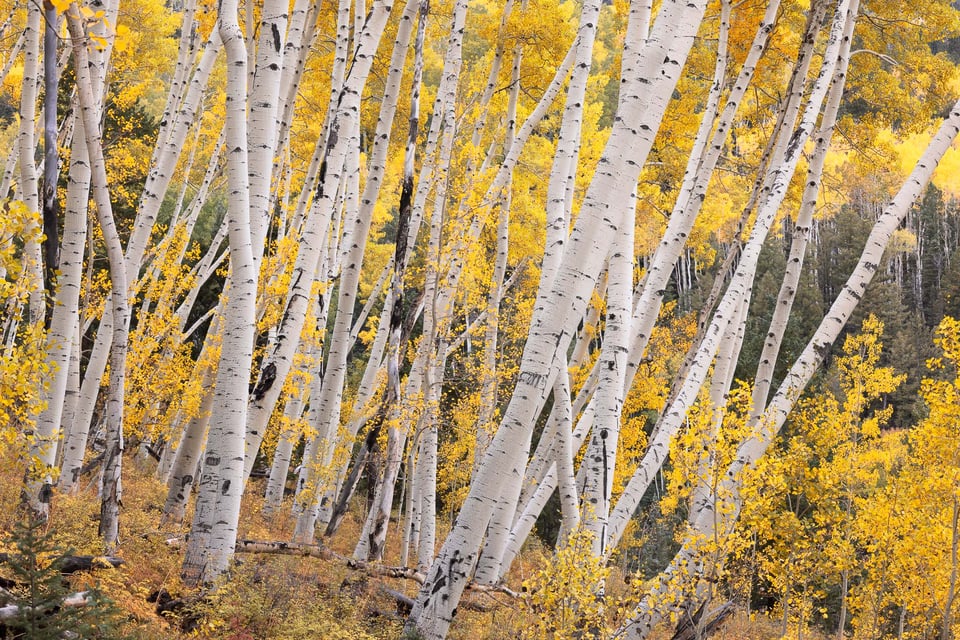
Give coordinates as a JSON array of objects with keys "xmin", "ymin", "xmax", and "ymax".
[
  {"xmin": 604, "ymin": 0, "xmax": 850, "ymax": 555},
  {"xmin": 62, "ymin": 25, "xmax": 224, "ymax": 490},
  {"xmin": 243, "ymin": 0, "xmax": 409, "ymax": 484},
  {"xmin": 161, "ymin": 350, "xmax": 217, "ymax": 524},
  {"xmin": 619, "ymin": 83, "xmax": 960, "ymax": 640},
  {"xmin": 353, "ymin": 0, "xmax": 428, "ymax": 562},
  {"xmin": 50, "ymin": 0, "xmax": 118, "ymax": 494},
  {"xmin": 581, "ymin": 194, "xmax": 633, "ymax": 558},
  {"xmin": 749, "ymin": 0, "xmax": 852, "ymax": 418},
  {"xmin": 404, "ymin": 2, "xmax": 709, "ymax": 636}
]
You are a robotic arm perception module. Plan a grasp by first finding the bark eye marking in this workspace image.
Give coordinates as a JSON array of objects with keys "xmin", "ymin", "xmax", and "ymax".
[{"xmin": 271, "ymin": 23, "xmax": 281, "ymax": 53}]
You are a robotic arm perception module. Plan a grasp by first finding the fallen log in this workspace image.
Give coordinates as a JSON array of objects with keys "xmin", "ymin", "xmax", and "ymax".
[
  {"xmin": 0, "ymin": 591, "xmax": 90, "ymax": 619},
  {"xmin": 0, "ymin": 553, "xmax": 123, "ymax": 574},
  {"xmin": 234, "ymin": 539, "xmax": 334, "ymax": 559}
]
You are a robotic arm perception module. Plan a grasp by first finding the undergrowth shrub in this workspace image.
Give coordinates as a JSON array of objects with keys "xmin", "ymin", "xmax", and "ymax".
[
  {"xmin": 521, "ymin": 528, "xmax": 611, "ymax": 639},
  {"xmin": 191, "ymin": 556, "xmax": 401, "ymax": 639}
]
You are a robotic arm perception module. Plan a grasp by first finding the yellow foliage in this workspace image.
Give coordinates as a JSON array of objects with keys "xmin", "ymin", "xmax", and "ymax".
[
  {"xmin": 739, "ymin": 315, "xmax": 904, "ymax": 634},
  {"xmin": 0, "ymin": 201, "xmax": 48, "ymax": 462},
  {"xmin": 521, "ymin": 527, "xmax": 611, "ymax": 639},
  {"xmin": 125, "ymin": 225, "xmax": 203, "ymax": 445}
]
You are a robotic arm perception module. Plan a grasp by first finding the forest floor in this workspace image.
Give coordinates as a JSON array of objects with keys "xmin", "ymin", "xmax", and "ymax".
[{"xmin": 0, "ymin": 453, "xmax": 826, "ymax": 639}]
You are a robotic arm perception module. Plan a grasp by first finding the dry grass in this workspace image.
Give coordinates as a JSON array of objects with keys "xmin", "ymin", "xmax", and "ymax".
[{"xmin": 0, "ymin": 454, "xmax": 816, "ymax": 639}]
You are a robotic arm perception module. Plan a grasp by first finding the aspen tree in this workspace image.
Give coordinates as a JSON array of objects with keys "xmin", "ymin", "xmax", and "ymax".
[
  {"xmin": 13, "ymin": 46, "xmax": 49, "ymax": 499},
  {"xmin": 244, "ymin": 0, "xmax": 413, "ymax": 484},
  {"xmin": 289, "ymin": 0, "xmax": 398, "ymax": 540},
  {"xmin": 353, "ymin": 0, "xmax": 428, "ymax": 562},
  {"xmin": 245, "ymin": 0, "xmax": 287, "ymax": 268},
  {"xmin": 421, "ymin": 18, "xmax": 587, "ymax": 580},
  {"xmin": 60, "ymin": 26, "xmax": 224, "ymax": 491},
  {"xmin": 605, "ymin": 0, "xmax": 851, "ymax": 555},
  {"xmin": 495, "ymin": 0, "xmax": 745, "ymax": 581},
  {"xmin": 404, "ymin": 2, "xmax": 710, "ymax": 636},
  {"xmin": 63, "ymin": 2, "xmax": 130, "ymax": 549},
  {"xmin": 272, "ymin": 0, "xmax": 318, "ymax": 171},
  {"xmin": 749, "ymin": 2, "xmax": 852, "ymax": 418},
  {"xmin": 478, "ymin": 0, "xmax": 603, "ymax": 528},
  {"xmin": 47, "ymin": 103, "xmax": 100, "ymax": 495},
  {"xmin": 161, "ymin": 344, "xmax": 218, "ymax": 523},
  {"xmin": 51, "ymin": 2, "xmax": 118, "ymax": 492},
  {"xmin": 581, "ymin": 197, "xmax": 633, "ymax": 558},
  {"xmin": 408, "ymin": 68, "xmax": 463, "ymax": 569},
  {"xmin": 470, "ymin": 0, "xmax": 524, "ymax": 473},
  {"xmin": 619, "ymin": 88, "xmax": 960, "ymax": 640},
  {"xmin": 17, "ymin": 2, "xmax": 43, "ymax": 327},
  {"xmin": 181, "ymin": 0, "xmax": 255, "ymax": 584}
]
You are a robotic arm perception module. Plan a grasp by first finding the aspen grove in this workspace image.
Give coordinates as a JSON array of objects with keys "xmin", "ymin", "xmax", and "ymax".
[{"xmin": 2, "ymin": 0, "xmax": 960, "ymax": 637}]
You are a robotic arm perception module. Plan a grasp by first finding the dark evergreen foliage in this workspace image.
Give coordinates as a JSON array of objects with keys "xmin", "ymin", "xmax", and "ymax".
[{"xmin": 0, "ymin": 517, "xmax": 122, "ymax": 640}]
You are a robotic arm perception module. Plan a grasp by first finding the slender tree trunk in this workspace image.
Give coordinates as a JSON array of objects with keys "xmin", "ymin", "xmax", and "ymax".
[
  {"xmin": 244, "ymin": 0, "xmax": 407, "ymax": 484},
  {"xmin": 161, "ymin": 356, "xmax": 216, "ymax": 524},
  {"xmin": 53, "ymin": 0, "xmax": 119, "ymax": 493},
  {"xmin": 18, "ymin": 1, "xmax": 43, "ymax": 326},
  {"xmin": 605, "ymin": 0, "xmax": 849, "ymax": 555},
  {"xmin": 619, "ymin": 86, "xmax": 960, "ymax": 640},
  {"xmin": 285, "ymin": 0, "xmax": 397, "ymax": 540},
  {"xmin": 353, "ymin": 0, "xmax": 428, "ymax": 561},
  {"xmin": 41, "ymin": 0, "xmax": 59, "ymax": 321},
  {"xmin": 582, "ymin": 199, "xmax": 633, "ymax": 557},
  {"xmin": 245, "ymin": 0, "xmax": 287, "ymax": 270},
  {"xmin": 39, "ymin": 118, "xmax": 88, "ymax": 493},
  {"xmin": 751, "ymin": 0, "xmax": 852, "ymax": 417},
  {"xmin": 65, "ymin": 4, "xmax": 130, "ymax": 550},
  {"xmin": 263, "ymin": 392, "xmax": 305, "ymax": 514},
  {"xmin": 65, "ymin": 26, "xmax": 224, "ymax": 483},
  {"xmin": 405, "ymin": 3, "xmax": 709, "ymax": 636}
]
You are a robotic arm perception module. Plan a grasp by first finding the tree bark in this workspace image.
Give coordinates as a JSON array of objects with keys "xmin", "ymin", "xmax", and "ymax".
[
  {"xmin": 404, "ymin": 2, "xmax": 709, "ymax": 636},
  {"xmin": 65, "ymin": 4, "xmax": 131, "ymax": 550},
  {"xmin": 181, "ymin": 0, "xmax": 255, "ymax": 585}
]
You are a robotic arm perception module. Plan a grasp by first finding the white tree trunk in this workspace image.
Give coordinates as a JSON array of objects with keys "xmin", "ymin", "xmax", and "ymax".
[
  {"xmin": 65, "ymin": 4, "xmax": 130, "ymax": 549},
  {"xmin": 605, "ymin": 0, "xmax": 850, "ymax": 554},
  {"xmin": 65, "ymin": 26, "xmax": 224, "ymax": 482},
  {"xmin": 263, "ymin": 391, "xmax": 305, "ymax": 514},
  {"xmin": 404, "ymin": 2, "xmax": 709, "ymax": 636},
  {"xmin": 244, "ymin": 0, "xmax": 412, "ymax": 484},
  {"xmin": 353, "ymin": 0, "xmax": 428, "ymax": 562},
  {"xmin": 162, "ymin": 354, "xmax": 216, "ymax": 524},
  {"xmin": 54, "ymin": 0, "xmax": 117, "ymax": 493},
  {"xmin": 17, "ymin": 2, "xmax": 43, "ymax": 326},
  {"xmin": 20, "ymin": 0, "xmax": 52, "ymax": 513},
  {"xmin": 245, "ymin": 0, "xmax": 287, "ymax": 268},
  {"xmin": 620, "ymin": 88, "xmax": 960, "ymax": 640},
  {"xmin": 750, "ymin": 2, "xmax": 852, "ymax": 416},
  {"xmin": 181, "ymin": 2, "xmax": 255, "ymax": 585},
  {"xmin": 582, "ymin": 195, "xmax": 633, "ymax": 557},
  {"xmin": 290, "ymin": 0, "xmax": 397, "ymax": 541},
  {"xmin": 41, "ymin": 117, "xmax": 88, "ymax": 493}
]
